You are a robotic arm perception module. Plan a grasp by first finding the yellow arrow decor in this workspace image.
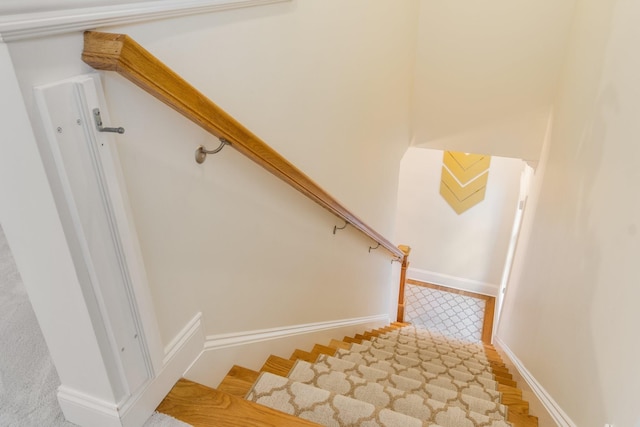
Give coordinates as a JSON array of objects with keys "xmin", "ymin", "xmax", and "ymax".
[{"xmin": 440, "ymin": 151, "xmax": 491, "ymax": 214}]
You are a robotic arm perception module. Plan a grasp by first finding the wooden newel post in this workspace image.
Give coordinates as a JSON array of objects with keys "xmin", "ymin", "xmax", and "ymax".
[{"xmin": 397, "ymin": 245, "xmax": 411, "ymax": 323}]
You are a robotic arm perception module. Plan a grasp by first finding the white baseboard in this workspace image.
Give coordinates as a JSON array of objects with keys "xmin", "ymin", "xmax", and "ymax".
[
  {"xmin": 162, "ymin": 312, "xmax": 204, "ymax": 365},
  {"xmin": 59, "ymin": 312, "xmax": 204, "ymax": 427},
  {"xmin": 58, "ymin": 387, "xmax": 121, "ymax": 427},
  {"xmin": 186, "ymin": 314, "xmax": 390, "ymax": 388},
  {"xmin": 494, "ymin": 337, "xmax": 576, "ymax": 427},
  {"xmin": 120, "ymin": 312, "xmax": 204, "ymax": 427},
  {"xmin": 407, "ymin": 268, "xmax": 499, "ymax": 297},
  {"xmin": 58, "ymin": 313, "xmax": 388, "ymax": 426},
  {"xmin": 204, "ymin": 314, "xmax": 390, "ymax": 350}
]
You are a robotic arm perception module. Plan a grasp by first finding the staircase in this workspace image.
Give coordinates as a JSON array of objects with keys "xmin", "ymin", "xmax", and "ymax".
[{"xmin": 156, "ymin": 323, "xmax": 538, "ymax": 427}]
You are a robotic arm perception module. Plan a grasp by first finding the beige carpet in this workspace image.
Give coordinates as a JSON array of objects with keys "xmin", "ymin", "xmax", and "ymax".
[
  {"xmin": 405, "ymin": 284, "xmax": 486, "ymax": 342},
  {"xmin": 246, "ymin": 326, "xmax": 512, "ymax": 427}
]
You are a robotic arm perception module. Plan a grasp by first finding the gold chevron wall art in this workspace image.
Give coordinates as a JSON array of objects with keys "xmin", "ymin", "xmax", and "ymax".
[{"xmin": 439, "ymin": 151, "xmax": 491, "ymax": 214}]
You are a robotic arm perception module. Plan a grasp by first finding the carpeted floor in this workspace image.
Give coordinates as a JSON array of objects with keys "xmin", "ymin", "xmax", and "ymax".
[
  {"xmin": 0, "ymin": 225, "xmax": 189, "ymax": 427},
  {"xmin": 404, "ymin": 284, "xmax": 486, "ymax": 342}
]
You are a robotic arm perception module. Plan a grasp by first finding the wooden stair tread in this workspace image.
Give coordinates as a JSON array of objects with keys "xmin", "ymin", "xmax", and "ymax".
[
  {"xmin": 217, "ymin": 365, "xmax": 260, "ymax": 398},
  {"xmin": 495, "ymin": 376, "xmax": 518, "ymax": 387},
  {"xmin": 157, "ymin": 378, "xmax": 320, "ymax": 426},
  {"xmin": 507, "ymin": 409, "xmax": 538, "ymax": 427},
  {"xmin": 490, "ymin": 363, "xmax": 509, "ymax": 373},
  {"xmin": 328, "ymin": 339, "xmax": 351, "ymax": 350},
  {"xmin": 312, "ymin": 344, "xmax": 337, "ymax": 356},
  {"xmin": 290, "ymin": 349, "xmax": 318, "ymax": 363},
  {"xmin": 261, "ymin": 355, "xmax": 295, "ymax": 377},
  {"xmin": 391, "ymin": 322, "xmax": 411, "ymax": 327},
  {"xmin": 493, "ymin": 370, "xmax": 513, "ymax": 380},
  {"xmin": 503, "ymin": 397, "xmax": 530, "ymax": 415},
  {"xmin": 498, "ymin": 383, "xmax": 523, "ymax": 399}
]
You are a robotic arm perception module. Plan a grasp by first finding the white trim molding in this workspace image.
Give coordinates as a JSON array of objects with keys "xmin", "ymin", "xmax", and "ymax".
[
  {"xmin": 120, "ymin": 312, "xmax": 204, "ymax": 427},
  {"xmin": 0, "ymin": 0, "xmax": 290, "ymax": 42},
  {"xmin": 407, "ymin": 267, "xmax": 499, "ymax": 297},
  {"xmin": 163, "ymin": 312, "xmax": 204, "ymax": 365},
  {"xmin": 495, "ymin": 337, "xmax": 577, "ymax": 427},
  {"xmin": 204, "ymin": 314, "xmax": 390, "ymax": 350},
  {"xmin": 58, "ymin": 312, "xmax": 204, "ymax": 427},
  {"xmin": 185, "ymin": 314, "xmax": 390, "ymax": 388},
  {"xmin": 57, "ymin": 387, "xmax": 121, "ymax": 427}
]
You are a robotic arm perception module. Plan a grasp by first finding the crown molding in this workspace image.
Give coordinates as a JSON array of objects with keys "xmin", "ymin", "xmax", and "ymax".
[{"xmin": 0, "ymin": 0, "xmax": 289, "ymax": 42}]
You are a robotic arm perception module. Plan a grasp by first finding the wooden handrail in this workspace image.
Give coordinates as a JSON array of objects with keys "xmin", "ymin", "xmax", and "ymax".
[{"xmin": 82, "ymin": 31, "xmax": 403, "ymax": 259}]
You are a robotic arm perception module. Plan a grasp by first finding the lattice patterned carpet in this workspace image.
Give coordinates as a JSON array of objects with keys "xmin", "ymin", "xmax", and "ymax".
[
  {"xmin": 404, "ymin": 284, "xmax": 486, "ymax": 342},
  {"xmin": 246, "ymin": 325, "xmax": 513, "ymax": 426}
]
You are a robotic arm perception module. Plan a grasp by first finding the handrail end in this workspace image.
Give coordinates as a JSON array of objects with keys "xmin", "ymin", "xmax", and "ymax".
[
  {"xmin": 398, "ymin": 245, "xmax": 411, "ymax": 256},
  {"xmin": 82, "ymin": 31, "xmax": 128, "ymax": 71}
]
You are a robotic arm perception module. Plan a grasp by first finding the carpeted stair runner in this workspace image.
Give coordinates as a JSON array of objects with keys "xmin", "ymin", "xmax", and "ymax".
[
  {"xmin": 285, "ymin": 359, "xmax": 510, "ymax": 426},
  {"xmin": 244, "ymin": 325, "xmax": 519, "ymax": 427},
  {"xmin": 361, "ymin": 338, "xmax": 494, "ymax": 375},
  {"xmin": 333, "ymin": 344, "xmax": 499, "ymax": 388},
  {"xmin": 306, "ymin": 354, "xmax": 508, "ymax": 418},
  {"xmin": 247, "ymin": 372, "xmax": 434, "ymax": 427},
  {"xmin": 156, "ymin": 323, "xmax": 537, "ymax": 426}
]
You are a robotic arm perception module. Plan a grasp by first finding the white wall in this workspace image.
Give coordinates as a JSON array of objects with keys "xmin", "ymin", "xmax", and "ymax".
[
  {"xmin": 411, "ymin": 0, "xmax": 576, "ymax": 161},
  {"xmin": 7, "ymin": 0, "xmax": 418, "ymax": 352},
  {"xmin": 395, "ymin": 147, "xmax": 523, "ymax": 296},
  {"xmin": 498, "ymin": 0, "xmax": 640, "ymax": 425}
]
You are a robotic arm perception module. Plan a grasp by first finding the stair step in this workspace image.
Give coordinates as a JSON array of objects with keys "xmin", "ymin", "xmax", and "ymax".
[
  {"xmin": 502, "ymin": 396, "xmax": 530, "ymax": 415},
  {"xmin": 312, "ymin": 344, "xmax": 337, "ymax": 356},
  {"xmin": 290, "ymin": 349, "xmax": 319, "ymax": 363},
  {"xmin": 343, "ymin": 335, "xmax": 362, "ymax": 344},
  {"xmin": 289, "ymin": 358, "xmax": 510, "ymax": 424},
  {"xmin": 157, "ymin": 378, "xmax": 320, "ymax": 426},
  {"xmin": 313, "ymin": 354, "xmax": 506, "ymax": 412},
  {"xmin": 490, "ymin": 363, "xmax": 509, "ymax": 373},
  {"xmin": 261, "ymin": 355, "xmax": 295, "ymax": 377},
  {"xmin": 391, "ymin": 322, "xmax": 412, "ymax": 327},
  {"xmin": 507, "ymin": 409, "xmax": 539, "ymax": 427},
  {"xmin": 495, "ymin": 375, "xmax": 518, "ymax": 387},
  {"xmin": 246, "ymin": 372, "xmax": 431, "ymax": 427},
  {"xmin": 498, "ymin": 383, "xmax": 523, "ymax": 399},
  {"xmin": 217, "ymin": 365, "xmax": 260, "ymax": 398},
  {"xmin": 335, "ymin": 345, "xmax": 500, "ymax": 390},
  {"xmin": 328, "ymin": 339, "xmax": 351, "ymax": 350},
  {"xmin": 354, "ymin": 338, "xmax": 497, "ymax": 376},
  {"xmin": 371, "ymin": 334, "xmax": 493, "ymax": 365}
]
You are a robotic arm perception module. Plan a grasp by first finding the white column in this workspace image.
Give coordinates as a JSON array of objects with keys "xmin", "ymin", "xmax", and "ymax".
[{"xmin": 0, "ymin": 41, "xmax": 124, "ymax": 427}]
